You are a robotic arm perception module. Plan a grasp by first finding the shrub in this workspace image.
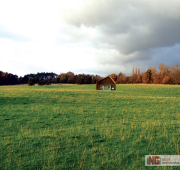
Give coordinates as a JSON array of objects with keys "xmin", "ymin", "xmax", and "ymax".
[
  {"xmin": 28, "ymin": 78, "xmax": 35, "ymax": 86},
  {"xmin": 46, "ymin": 81, "xmax": 51, "ymax": 85},
  {"xmin": 38, "ymin": 80, "xmax": 46, "ymax": 85}
]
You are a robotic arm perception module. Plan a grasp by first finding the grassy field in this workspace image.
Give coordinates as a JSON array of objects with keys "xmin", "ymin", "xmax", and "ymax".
[{"xmin": 0, "ymin": 84, "xmax": 180, "ymax": 169}]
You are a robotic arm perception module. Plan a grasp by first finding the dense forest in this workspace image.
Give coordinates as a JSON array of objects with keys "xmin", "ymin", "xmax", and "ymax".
[
  {"xmin": 0, "ymin": 71, "xmax": 102, "ymax": 86},
  {"xmin": 0, "ymin": 63, "xmax": 180, "ymax": 86}
]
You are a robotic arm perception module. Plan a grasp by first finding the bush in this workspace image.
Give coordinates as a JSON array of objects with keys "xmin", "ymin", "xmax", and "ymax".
[
  {"xmin": 38, "ymin": 80, "xmax": 46, "ymax": 85},
  {"xmin": 28, "ymin": 78, "xmax": 35, "ymax": 86},
  {"xmin": 46, "ymin": 81, "xmax": 51, "ymax": 85}
]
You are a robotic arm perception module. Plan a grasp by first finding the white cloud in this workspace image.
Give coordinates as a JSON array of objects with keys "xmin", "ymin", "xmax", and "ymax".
[
  {"xmin": 0, "ymin": 0, "xmax": 180, "ymax": 77},
  {"xmin": 0, "ymin": 0, "xmax": 98, "ymax": 76}
]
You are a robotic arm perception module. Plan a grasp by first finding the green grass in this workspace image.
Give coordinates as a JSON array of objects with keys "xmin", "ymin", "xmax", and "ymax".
[{"xmin": 0, "ymin": 84, "xmax": 180, "ymax": 170}]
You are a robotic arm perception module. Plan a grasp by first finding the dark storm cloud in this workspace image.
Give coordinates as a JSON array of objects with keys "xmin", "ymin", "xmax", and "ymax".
[{"xmin": 61, "ymin": 0, "xmax": 180, "ymax": 68}]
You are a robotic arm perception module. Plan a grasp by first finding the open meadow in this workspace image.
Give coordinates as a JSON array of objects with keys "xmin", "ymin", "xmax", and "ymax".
[{"xmin": 0, "ymin": 84, "xmax": 180, "ymax": 169}]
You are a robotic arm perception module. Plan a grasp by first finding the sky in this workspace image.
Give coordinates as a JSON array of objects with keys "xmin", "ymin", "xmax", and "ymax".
[{"xmin": 0, "ymin": 0, "xmax": 180, "ymax": 77}]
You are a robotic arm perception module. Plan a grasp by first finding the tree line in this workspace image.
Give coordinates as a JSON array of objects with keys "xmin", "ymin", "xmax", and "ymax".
[
  {"xmin": 0, "ymin": 71, "xmax": 102, "ymax": 85},
  {"xmin": 110, "ymin": 63, "xmax": 180, "ymax": 84},
  {"xmin": 0, "ymin": 63, "xmax": 179, "ymax": 86}
]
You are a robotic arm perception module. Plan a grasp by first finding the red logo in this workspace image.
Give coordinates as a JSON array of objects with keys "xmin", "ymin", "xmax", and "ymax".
[{"xmin": 147, "ymin": 156, "xmax": 161, "ymax": 165}]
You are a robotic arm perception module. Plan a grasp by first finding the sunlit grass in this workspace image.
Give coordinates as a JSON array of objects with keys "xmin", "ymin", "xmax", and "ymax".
[{"xmin": 0, "ymin": 84, "xmax": 180, "ymax": 169}]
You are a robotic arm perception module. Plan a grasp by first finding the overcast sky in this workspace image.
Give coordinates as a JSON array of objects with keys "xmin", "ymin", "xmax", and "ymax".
[{"xmin": 0, "ymin": 0, "xmax": 180, "ymax": 77}]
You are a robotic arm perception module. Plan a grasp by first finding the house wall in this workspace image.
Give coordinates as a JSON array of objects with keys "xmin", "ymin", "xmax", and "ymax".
[
  {"xmin": 96, "ymin": 77, "xmax": 116, "ymax": 90},
  {"xmin": 110, "ymin": 84, "xmax": 116, "ymax": 90}
]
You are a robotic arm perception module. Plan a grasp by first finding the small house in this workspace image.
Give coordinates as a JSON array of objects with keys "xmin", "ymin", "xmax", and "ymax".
[{"xmin": 96, "ymin": 76, "xmax": 116, "ymax": 90}]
